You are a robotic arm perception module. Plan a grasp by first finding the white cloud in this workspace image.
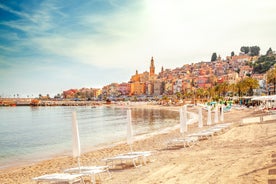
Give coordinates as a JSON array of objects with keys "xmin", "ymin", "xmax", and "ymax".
[{"xmin": 1, "ymin": 0, "xmax": 276, "ymax": 95}]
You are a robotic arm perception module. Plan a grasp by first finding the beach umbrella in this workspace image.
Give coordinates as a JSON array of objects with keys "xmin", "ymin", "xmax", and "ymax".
[
  {"xmin": 127, "ymin": 109, "xmax": 134, "ymax": 152},
  {"xmin": 72, "ymin": 111, "xmax": 81, "ymax": 168},
  {"xmin": 220, "ymin": 105, "xmax": 224, "ymax": 122},
  {"xmin": 180, "ymin": 105, "xmax": 188, "ymax": 136},
  {"xmin": 198, "ymin": 107, "xmax": 203, "ymax": 128},
  {"xmin": 184, "ymin": 105, "xmax": 188, "ymax": 132},
  {"xmin": 214, "ymin": 105, "xmax": 219, "ymax": 123},
  {"xmin": 207, "ymin": 106, "xmax": 212, "ymax": 125}
]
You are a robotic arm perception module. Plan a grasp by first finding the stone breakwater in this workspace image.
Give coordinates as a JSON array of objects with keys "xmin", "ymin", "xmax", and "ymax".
[{"xmin": 0, "ymin": 98, "xmax": 102, "ymax": 106}]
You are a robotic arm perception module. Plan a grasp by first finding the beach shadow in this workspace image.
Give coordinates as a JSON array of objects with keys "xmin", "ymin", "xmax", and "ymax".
[
  {"xmin": 268, "ymin": 179, "xmax": 276, "ymax": 184},
  {"xmin": 107, "ymin": 163, "xmax": 139, "ymax": 173},
  {"xmin": 239, "ymin": 163, "xmax": 276, "ymax": 177},
  {"xmin": 268, "ymin": 169, "xmax": 276, "ymax": 175}
]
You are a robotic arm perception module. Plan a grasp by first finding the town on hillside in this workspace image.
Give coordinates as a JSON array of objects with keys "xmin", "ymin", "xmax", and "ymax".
[
  {"xmin": 61, "ymin": 46, "xmax": 276, "ymax": 102},
  {"xmin": 2, "ymin": 46, "xmax": 276, "ymax": 106}
]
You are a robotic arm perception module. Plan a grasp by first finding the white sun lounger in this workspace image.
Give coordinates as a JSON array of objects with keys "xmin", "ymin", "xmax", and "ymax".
[
  {"xmin": 64, "ymin": 166, "xmax": 111, "ymax": 184},
  {"xmin": 189, "ymin": 123, "xmax": 232, "ymax": 140},
  {"xmin": 189, "ymin": 130, "xmax": 214, "ymax": 139},
  {"xmin": 120, "ymin": 151, "xmax": 154, "ymax": 165},
  {"xmin": 102, "ymin": 154, "xmax": 143, "ymax": 169},
  {"xmin": 33, "ymin": 173, "xmax": 83, "ymax": 184},
  {"xmin": 167, "ymin": 136, "xmax": 198, "ymax": 149}
]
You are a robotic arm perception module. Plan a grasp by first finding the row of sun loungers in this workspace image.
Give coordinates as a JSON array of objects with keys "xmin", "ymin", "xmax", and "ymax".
[
  {"xmin": 190, "ymin": 123, "xmax": 232, "ymax": 139},
  {"xmin": 33, "ymin": 123, "xmax": 231, "ymax": 183},
  {"xmin": 33, "ymin": 151, "xmax": 154, "ymax": 184},
  {"xmin": 167, "ymin": 123, "xmax": 232, "ymax": 149},
  {"xmin": 33, "ymin": 123, "xmax": 232, "ymax": 183}
]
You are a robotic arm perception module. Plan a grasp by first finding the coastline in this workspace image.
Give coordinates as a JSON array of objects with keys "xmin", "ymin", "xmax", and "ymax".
[
  {"xmin": 0, "ymin": 104, "xmax": 275, "ymax": 184},
  {"xmin": 0, "ymin": 104, "xmax": 178, "ymax": 170}
]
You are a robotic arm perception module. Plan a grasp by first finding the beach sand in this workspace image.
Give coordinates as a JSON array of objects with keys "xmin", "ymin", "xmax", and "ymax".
[{"xmin": 0, "ymin": 105, "xmax": 275, "ymax": 184}]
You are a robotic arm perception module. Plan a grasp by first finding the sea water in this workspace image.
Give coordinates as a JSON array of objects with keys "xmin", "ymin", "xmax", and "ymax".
[{"xmin": 0, "ymin": 106, "xmax": 178, "ymax": 169}]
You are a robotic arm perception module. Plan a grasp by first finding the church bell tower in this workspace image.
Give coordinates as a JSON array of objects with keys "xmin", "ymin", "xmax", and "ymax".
[{"xmin": 150, "ymin": 57, "xmax": 155, "ymax": 77}]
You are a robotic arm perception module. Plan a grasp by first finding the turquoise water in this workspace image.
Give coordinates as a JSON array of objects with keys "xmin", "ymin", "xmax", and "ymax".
[{"xmin": 0, "ymin": 106, "xmax": 178, "ymax": 169}]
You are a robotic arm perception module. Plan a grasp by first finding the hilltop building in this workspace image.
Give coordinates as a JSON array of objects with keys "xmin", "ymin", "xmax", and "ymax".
[
  {"xmin": 129, "ymin": 57, "xmax": 159, "ymax": 96},
  {"xmin": 61, "ymin": 49, "xmax": 275, "ymax": 100}
]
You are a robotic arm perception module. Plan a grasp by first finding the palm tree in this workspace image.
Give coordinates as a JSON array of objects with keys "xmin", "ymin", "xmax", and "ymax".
[
  {"xmin": 207, "ymin": 87, "xmax": 216, "ymax": 100},
  {"xmin": 266, "ymin": 65, "xmax": 276, "ymax": 94},
  {"xmin": 195, "ymin": 88, "xmax": 205, "ymax": 99},
  {"xmin": 213, "ymin": 82, "xmax": 228, "ymax": 98},
  {"xmin": 235, "ymin": 80, "xmax": 247, "ymax": 97},
  {"xmin": 228, "ymin": 83, "xmax": 236, "ymax": 97},
  {"xmin": 218, "ymin": 82, "xmax": 229, "ymax": 97},
  {"xmin": 243, "ymin": 77, "xmax": 259, "ymax": 96},
  {"xmin": 175, "ymin": 92, "xmax": 183, "ymax": 100}
]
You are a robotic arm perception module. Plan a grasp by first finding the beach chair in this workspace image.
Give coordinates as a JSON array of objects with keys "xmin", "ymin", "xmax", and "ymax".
[
  {"xmin": 102, "ymin": 154, "xmax": 143, "ymax": 169},
  {"xmin": 167, "ymin": 136, "xmax": 198, "ymax": 149},
  {"xmin": 32, "ymin": 173, "xmax": 83, "ymax": 184},
  {"xmin": 64, "ymin": 165, "xmax": 111, "ymax": 184},
  {"xmin": 119, "ymin": 151, "xmax": 154, "ymax": 165},
  {"xmin": 190, "ymin": 123, "xmax": 232, "ymax": 140},
  {"xmin": 189, "ymin": 130, "xmax": 214, "ymax": 140}
]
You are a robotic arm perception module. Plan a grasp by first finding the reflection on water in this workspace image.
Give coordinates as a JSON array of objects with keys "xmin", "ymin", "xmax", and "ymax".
[
  {"xmin": 131, "ymin": 108, "xmax": 178, "ymax": 134},
  {"xmin": 0, "ymin": 106, "xmax": 178, "ymax": 169}
]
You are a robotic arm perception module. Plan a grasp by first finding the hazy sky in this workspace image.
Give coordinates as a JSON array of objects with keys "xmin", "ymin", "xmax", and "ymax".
[{"xmin": 1, "ymin": 0, "xmax": 276, "ymax": 97}]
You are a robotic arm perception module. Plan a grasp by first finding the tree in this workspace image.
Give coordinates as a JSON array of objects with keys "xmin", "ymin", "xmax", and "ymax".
[
  {"xmin": 235, "ymin": 80, "xmax": 248, "ymax": 97},
  {"xmin": 252, "ymin": 55, "xmax": 276, "ymax": 74},
  {"xmin": 249, "ymin": 46, "xmax": 260, "ymax": 56},
  {"xmin": 266, "ymin": 65, "xmax": 276, "ymax": 94},
  {"xmin": 175, "ymin": 92, "xmax": 182, "ymax": 100},
  {"xmin": 241, "ymin": 46, "xmax": 250, "ymax": 54},
  {"xmin": 227, "ymin": 83, "xmax": 236, "ymax": 96},
  {"xmin": 211, "ymin": 52, "xmax": 217, "ymax": 61},
  {"xmin": 240, "ymin": 46, "xmax": 260, "ymax": 56},
  {"xmin": 243, "ymin": 77, "xmax": 259, "ymax": 96},
  {"xmin": 266, "ymin": 47, "xmax": 273, "ymax": 56},
  {"xmin": 195, "ymin": 88, "xmax": 205, "ymax": 99},
  {"xmin": 216, "ymin": 82, "xmax": 229, "ymax": 97}
]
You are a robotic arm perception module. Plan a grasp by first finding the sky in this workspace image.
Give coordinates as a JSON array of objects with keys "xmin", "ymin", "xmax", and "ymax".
[{"xmin": 1, "ymin": 0, "xmax": 276, "ymax": 97}]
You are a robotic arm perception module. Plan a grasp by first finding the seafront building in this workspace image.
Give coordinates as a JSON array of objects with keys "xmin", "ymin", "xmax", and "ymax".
[{"xmin": 60, "ymin": 53, "xmax": 272, "ymax": 101}]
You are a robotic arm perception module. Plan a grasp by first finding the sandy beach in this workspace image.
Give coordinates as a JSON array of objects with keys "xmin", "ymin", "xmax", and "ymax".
[{"xmin": 0, "ymin": 105, "xmax": 275, "ymax": 184}]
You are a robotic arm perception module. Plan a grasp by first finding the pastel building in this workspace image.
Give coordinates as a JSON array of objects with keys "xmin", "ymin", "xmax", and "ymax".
[{"xmin": 118, "ymin": 82, "xmax": 131, "ymax": 96}]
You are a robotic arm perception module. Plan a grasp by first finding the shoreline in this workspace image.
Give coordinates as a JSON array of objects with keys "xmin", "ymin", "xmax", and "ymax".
[
  {"xmin": 1, "ymin": 104, "xmax": 275, "ymax": 184},
  {"xmin": 0, "ymin": 104, "xmax": 179, "ymax": 170}
]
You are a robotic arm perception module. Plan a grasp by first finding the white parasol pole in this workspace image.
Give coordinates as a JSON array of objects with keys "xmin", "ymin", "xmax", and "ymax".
[
  {"xmin": 198, "ymin": 107, "xmax": 203, "ymax": 128},
  {"xmin": 180, "ymin": 105, "xmax": 188, "ymax": 137},
  {"xmin": 127, "ymin": 109, "xmax": 134, "ymax": 152},
  {"xmin": 214, "ymin": 105, "xmax": 219, "ymax": 123},
  {"xmin": 220, "ymin": 105, "xmax": 224, "ymax": 122},
  {"xmin": 207, "ymin": 106, "xmax": 212, "ymax": 125},
  {"xmin": 72, "ymin": 111, "xmax": 81, "ymax": 170},
  {"xmin": 183, "ymin": 105, "xmax": 188, "ymax": 133}
]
